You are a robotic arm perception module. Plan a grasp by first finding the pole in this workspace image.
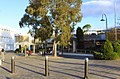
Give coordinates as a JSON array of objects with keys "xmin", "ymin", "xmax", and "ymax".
[
  {"xmin": 0, "ymin": 59, "xmax": 2, "ymax": 66},
  {"xmin": 45, "ymin": 56, "xmax": 49, "ymax": 76},
  {"xmin": 104, "ymin": 14, "xmax": 108, "ymax": 30},
  {"xmin": 33, "ymin": 45, "xmax": 35, "ymax": 53},
  {"xmin": 114, "ymin": 0, "xmax": 117, "ymax": 41},
  {"xmin": 104, "ymin": 14, "xmax": 108, "ymax": 39},
  {"xmin": 101, "ymin": 14, "xmax": 108, "ymax": 39},
  {"xmin": 11, "ymin": 56, "xmax": 15, "ymax": 73},
  {"xmin": 84, "ymin": 58, "xmax": 89, "ymax": 79}
]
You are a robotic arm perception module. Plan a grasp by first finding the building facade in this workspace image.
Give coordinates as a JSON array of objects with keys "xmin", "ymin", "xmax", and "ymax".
[
  {"xmin": 107, "ymin": 28, "xmax": 120, "ymax": 41},
  {"xmin": 15, "ymin": 34, "xmax": 35, "ymax": 52},
  {"xmin": 0, "ymin": 25, "xmax": 20, "ymax": 51}
]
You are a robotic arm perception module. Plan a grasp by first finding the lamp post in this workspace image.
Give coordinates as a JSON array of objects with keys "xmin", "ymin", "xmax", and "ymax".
[
  {"xmin": 100, "ymin": 14, "xmax": 108, "ymax": 39},
  {"xmin": 114, "ymin": 0, "xmax": 117, "ymax": 41}
]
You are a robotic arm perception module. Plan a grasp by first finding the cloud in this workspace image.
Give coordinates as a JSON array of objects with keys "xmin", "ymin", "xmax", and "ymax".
[{"xmin": 82, "ymin": 0, "xmax": 120, "ymax": 17}]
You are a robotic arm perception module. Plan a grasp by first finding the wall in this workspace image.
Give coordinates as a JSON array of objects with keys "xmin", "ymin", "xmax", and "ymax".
[{"xmin": 0, "ymin": 25, "xmax": 20, "ymax": 51}]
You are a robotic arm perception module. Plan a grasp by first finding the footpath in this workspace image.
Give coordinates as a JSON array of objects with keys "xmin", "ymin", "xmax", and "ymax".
[{"xmin": 0, "ymin": 52, "xmax": 120, "ymax": 79}]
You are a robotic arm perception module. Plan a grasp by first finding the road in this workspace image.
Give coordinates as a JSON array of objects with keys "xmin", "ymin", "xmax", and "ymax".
[{"xmin": 0, "ymin": 52, "xmax": 120, "ymax": 79}]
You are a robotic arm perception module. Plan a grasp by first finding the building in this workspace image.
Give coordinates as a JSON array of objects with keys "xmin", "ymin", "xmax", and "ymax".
[
  {"xmin": 0, "ymin": 24, "xmax": 20, "ymax": 51},
  {"xmin": 107, "ymin": 27, "xmax": 120, "ymax": 41},
  {"xmin": 15, "ymin": 33, "xmax": 35, "ymax": 53},
  {"xmin": 83, "ymin": 29, "xmax": 106, "ymax": 49}
]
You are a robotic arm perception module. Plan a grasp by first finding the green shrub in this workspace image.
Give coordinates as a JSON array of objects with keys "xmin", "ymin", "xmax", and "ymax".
[
  {"xmin": 15, "ymin": 48, "xmax": 20, "ymax": 53},
  {"xmin": 116, "ymin": 52, "xmax": 120, "ymax": 57},
  {"xmin": 94, "ymin": 52, "xmax": 119, "ymax": 60},
  {"xmin": 103, "ymin": 40, "xmax": 113, "ymax": 54},
  {"xmin": 94, "ymin": 52, "xmax": 104, "ymax": 60},
  {"xmin": 113, "ymin": 42, "xmax": 120, "ymax": 52},
  {"xmin": 104, "ymin": 52, "xmax": 119, "ymax": 60},
  {"xmin": 113, "ymin": 41, "xmax": 120, "ymax": 57},
  {"xmin": 94, "ymin": 40, "xmax": 119, "ymax": 60}
]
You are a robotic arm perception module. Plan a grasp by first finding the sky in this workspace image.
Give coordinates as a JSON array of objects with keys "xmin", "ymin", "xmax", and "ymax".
[
  {"xmin": 79, "ymin": 0, "xmax": 120, "ymax": 30},
  {"xmin": 0, "ymin": 0, "xmax": 29, "ymax": 34},
  {"xmin": 0, "ymin": 0, "xmax": 120, "ymax": 34}
]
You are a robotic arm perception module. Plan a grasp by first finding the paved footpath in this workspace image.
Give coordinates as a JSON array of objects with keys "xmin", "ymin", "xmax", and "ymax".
[{"xmin": 0, "ymin": 52, "xmax": 120, "ymax": 79}]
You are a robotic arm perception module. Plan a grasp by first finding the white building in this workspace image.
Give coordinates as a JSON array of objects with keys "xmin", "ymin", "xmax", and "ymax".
[
  {"xmin": 15, "ymin": 33, "xmax": 35, "ymax": 50},
  {"xmin": 0, "ymin": 24, "xmax": 20, "ymax": 51},
  {"xmin": 84, "ymin": 29, "xmax": 105, "ymax": 35}
]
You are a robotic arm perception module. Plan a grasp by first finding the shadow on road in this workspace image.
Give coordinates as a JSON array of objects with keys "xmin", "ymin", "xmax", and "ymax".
[
  {"xmin": 3, "ymin": 61, "xmax": 45, "ymax": 76},
  {"xmin": 0, "ymin": 66, "xmax": 11, "ymax": 73}
]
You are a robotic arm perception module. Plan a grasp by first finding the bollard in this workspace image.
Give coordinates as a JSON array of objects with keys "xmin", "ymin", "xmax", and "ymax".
[
  {"xmin": 45, "ymin": 56, "xmax": 49, "ymax": 76},
  {"xmin": 0, "ymin": 59, "xmax": 2, "ymax": 66},
  {"xmin": 11, "ymin": 56, "xmax": 15, "ymax": 73},
  {"xmin": 84, "ymin": 58, "xmax": 89, "ymax": 79}
]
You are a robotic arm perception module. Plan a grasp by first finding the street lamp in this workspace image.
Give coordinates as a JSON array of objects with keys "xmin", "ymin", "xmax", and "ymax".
[
  {"xmin": 100, "ymin": 14, "xmax": 108, "ymax": 30},
  {"xmin": 100, "ymin": 14, "xmax": 108, "ymax": 39}
]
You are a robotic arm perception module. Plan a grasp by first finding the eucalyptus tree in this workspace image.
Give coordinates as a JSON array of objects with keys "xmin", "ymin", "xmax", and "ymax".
[{"xmin": 19, "ymin": 0, "xmax": 82, "ymax": 57}]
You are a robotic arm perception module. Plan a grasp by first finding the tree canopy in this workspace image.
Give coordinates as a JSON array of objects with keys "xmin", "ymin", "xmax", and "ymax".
[
  {"xmin": 76, "ymin": 27, "xmax": 84, "ymax": 49},
  {"xmin": 19, "ymin": 0, "xmax": 82, "ymax": 56},
  {"xmin": 82, "ymin": 24, "xmax": 91, "ymax": 33}
]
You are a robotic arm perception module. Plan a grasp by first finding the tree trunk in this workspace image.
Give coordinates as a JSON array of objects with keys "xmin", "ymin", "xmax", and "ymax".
[{"xmin": 53, "ymin": 41, "xmax": 57, "ymax": 57}]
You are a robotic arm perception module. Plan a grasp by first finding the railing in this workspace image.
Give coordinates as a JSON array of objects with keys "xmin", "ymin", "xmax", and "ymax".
[
  {"xmin": 76, "ymin": 49, "xmax": 94, "ymax": 54},
  {"xmin": 62, "ymin": 49, "xmax": 94, "ymax": 54}
]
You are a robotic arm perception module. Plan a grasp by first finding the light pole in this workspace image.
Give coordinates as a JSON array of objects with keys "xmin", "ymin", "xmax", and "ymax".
[
  {"xmin": 114, "ymin": 0, "xmax": 117, "ymax": 41},
  {"xmin": 100, "ymin": 14, "xmax": 108, "ymax": 39}
]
